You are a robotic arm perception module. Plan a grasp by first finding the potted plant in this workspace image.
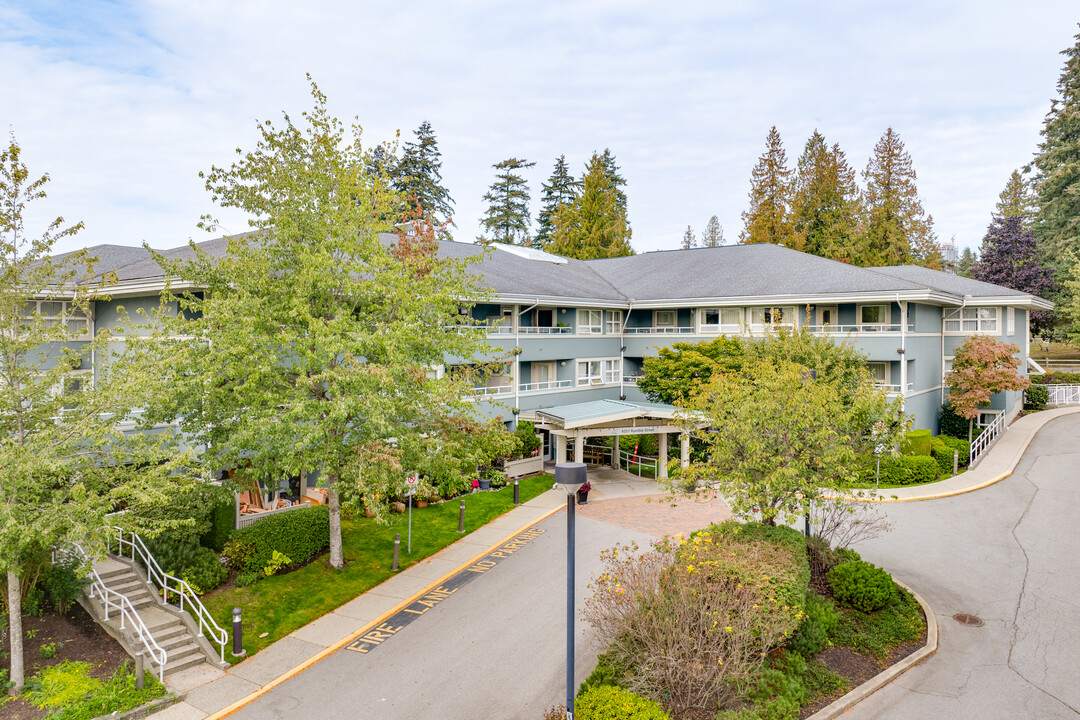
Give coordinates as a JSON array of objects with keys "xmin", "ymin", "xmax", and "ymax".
[{"xmin": 577, "ymin": 480, "xmax": 592, "ymax": 504}]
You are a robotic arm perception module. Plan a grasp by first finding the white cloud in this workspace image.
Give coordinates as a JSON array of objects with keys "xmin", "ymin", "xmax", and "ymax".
[{"xmin": 1, "ymin": 0, "xmax": 1076, "ymax": 256}]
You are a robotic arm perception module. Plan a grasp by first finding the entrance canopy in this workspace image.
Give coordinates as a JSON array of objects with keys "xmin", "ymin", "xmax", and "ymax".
[{"xmin": 525, "ymin": 399, "xmax": 704, "ymax": 479}]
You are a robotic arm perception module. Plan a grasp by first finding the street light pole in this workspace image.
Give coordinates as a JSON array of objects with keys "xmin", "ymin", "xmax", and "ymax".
[{"xmin": 555, "ymin": 462, "xmax": 586, "ymax": 720}]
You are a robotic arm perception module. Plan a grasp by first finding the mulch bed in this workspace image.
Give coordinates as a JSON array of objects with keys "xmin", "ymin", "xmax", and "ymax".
[{"xmin": 1, "ymin": 602, "xmax": 131, "ymax": 720}]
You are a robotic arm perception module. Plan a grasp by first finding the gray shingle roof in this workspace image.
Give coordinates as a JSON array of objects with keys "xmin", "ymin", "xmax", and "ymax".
[
  {"xmin": 585, "ymin": 244, "xmax": 927, "ymax": 300},
  {"xmin": 867, "ymin": 265, "xmax": 1028, "ymax": 298}
]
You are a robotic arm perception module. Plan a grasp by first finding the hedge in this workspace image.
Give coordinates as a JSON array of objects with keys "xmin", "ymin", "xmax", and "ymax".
[
  {"xmin": 576, "ymin": 685, "xmax": 671, "ymax": 720},
  {"xmin": 867, "ymin": 455, "xmax": 940, "ymax": 486},
  {"xmin": 930, "ymin": 435, "xmax": 970, "ymax": 474},
  {"xmin": 201, "ymin": 498, "xmax": 235, "ymax": 553},
  {"xmin": 231, "ymin": 505, "xmax": 330, "ymax": 573},
  {"xmin": 900, "ymin": 429, "xmax": 932, "ymax": 456},
  {"xmin": 939, "ymin": 402, "xmax": 969, "ymax": 439},
  {"xmin": 1025, "ymin": 384, "xmax": 1049, "ymax": 411}
]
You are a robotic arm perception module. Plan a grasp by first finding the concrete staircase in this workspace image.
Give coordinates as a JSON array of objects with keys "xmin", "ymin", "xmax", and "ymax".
[{"xmin": 81, "ymin": 557, "xmax": 227, "ymax": 679}]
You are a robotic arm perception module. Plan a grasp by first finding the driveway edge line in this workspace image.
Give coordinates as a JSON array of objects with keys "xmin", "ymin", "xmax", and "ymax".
[
  {"xmin": 806, "ymin": 579, "xmax": 938, "ymax": 720},
  {"xmin": 203, "ymin": 503, "xmax": 564, "ymax": 720}
]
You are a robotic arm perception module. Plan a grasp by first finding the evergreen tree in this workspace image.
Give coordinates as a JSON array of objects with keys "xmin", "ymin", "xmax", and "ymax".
[
  {"xmin": 395, "ymin": 121, "xmax": 455, "ymax": 234},
  {"xmin": 681, "ymin": 225, "xmax": 696, "ymax": 250},
  {"xmin": 958, "ymin": 246, "xmax": 978, "ymax": 278},
  {"xmin": 790, "ymin": 131, "xmax": 861, "ymax": 260},
  {"xmin": 860, "ymin": 128, "xmax": 941, "ymax": 268},
  {"xmin": 477, "ymin": 157, "xmax": 535, "ymax": 245},
  {"xmin": 535, "ymin": 155, "xmax": 579, "ymax": 248},
  {"xmin": 545, "ymin": 152, "xmax": 633, "ymax": 260},
  {"xmin": 1032, "ymin": 27, "xmax": 1080, "ymax": 276},
  {"xmin": 702, "ymin": 215, "xmax": 725, "ymax": 247},
  {"xmin": 995, "ymin": 169, "xmax": 1036, "ymax": 224},
  {"xmin": 365, "ymin": 143, "xmax": 397, "ymax": 181},
  {"xmin": 598, "ymin": 148, "xmax": 628, "ymax": 214},
  {"xmin": 974, "ymin": 215, "xmax": 1054, "ymax": 329},
  {"xmin": 740, "ymin": 126, "xmax": 793, "ymax": 245}
]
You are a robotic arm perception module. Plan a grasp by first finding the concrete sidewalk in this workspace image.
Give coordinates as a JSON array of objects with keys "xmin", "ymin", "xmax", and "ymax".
[
  {"xmin": 152, "ymin": 469, "xmax": 666, "ymax": 720},
  {"xmin": 828, "ymin": 406, "xmax": 1080, "ymax": 503}
]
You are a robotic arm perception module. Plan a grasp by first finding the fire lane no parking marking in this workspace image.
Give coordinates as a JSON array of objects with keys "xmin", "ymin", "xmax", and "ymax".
[{"xmin": 344, "ymin": 526, "xmax": 546, "ymax": 655}]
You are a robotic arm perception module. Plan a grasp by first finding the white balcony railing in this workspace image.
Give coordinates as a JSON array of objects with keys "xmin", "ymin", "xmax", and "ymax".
[
  {"xmin": 518, "ymin": 326, "xmax": 573, "ymax": 335},
  {"xmin": 876, "ymin": 382, "xmax": 915, "ymax": 394},
  {"xmin": 624, "ymin": 327, "xmax": 695, "ymax": 335},
  {"xmin": 804, "ymin": 324, "xmax": 916, "ymax": 334},
  {"xmin": 473, "ymin": 385, "xmax": 514, "ymax": 397},
  {"xmin": 519, "ymin": 379, "xmax": 574, "ymax": 393},
  {"xmin": 623, "ymin": 375, "xmax": 645, "ymax": 384}
]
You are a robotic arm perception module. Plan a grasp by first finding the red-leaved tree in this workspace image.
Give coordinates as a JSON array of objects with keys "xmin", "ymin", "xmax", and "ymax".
[{"xmin": 945, "ymin": 335, "xmax": 1030, "ymax": 440}]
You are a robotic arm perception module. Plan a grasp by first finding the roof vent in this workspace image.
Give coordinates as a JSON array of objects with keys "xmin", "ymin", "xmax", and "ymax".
[{"xmin": 491, "ymin": 244, "xmax": 568, "ymax": 265}]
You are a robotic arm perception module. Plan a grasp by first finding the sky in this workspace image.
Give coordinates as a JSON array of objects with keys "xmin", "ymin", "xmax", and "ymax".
[{"xmin": 1, "ymin": 1, "xmax": 1077, "ymax": 258}]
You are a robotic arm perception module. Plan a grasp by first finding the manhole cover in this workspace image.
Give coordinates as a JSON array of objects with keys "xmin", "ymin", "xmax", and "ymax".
[{"xmin": 953, "ymin": 613, "xmax": 984, "ymax": 627}]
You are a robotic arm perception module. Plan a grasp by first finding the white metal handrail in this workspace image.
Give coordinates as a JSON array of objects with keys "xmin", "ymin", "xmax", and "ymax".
[
  {"xmin": 64, "ymin": 543, "xmax": 167, "ymax": 681},
  {"xmin": 107, "ymin": 526, "xmax": 228, "ymax": 662},
  {"xmin": 519, "ymin": 379, "xmax": 573, "ymax": 393},
  {"xmin": 970, "ymin": 411, "xmax": 1006, "ymax": 466},
  {"xmin": 619, "ymin": 448, "xmax": 659, "ymax": 477},
  {"xmin": 1043, "ymin": 384, "xmax": 1080, "ymax": 405}
]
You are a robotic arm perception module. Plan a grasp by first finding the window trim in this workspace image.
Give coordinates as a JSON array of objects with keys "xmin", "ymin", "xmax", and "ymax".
[
  {"xmin": 698, "ymin": 307, "xmax": 742, "ymax": 334},
  {"xmin": 578, "ymin": 309, "xmax": 603, "ymax": 334},
  {"xmin": 944, "ymin": 307, "xmax": 998, "ymax": 334},
  {"xmin": 857, "ymin": 303, "xmax": 890, "ymax": 330},
  {"xmin": 749, "ymin": 306, "xmax": 795, "ymax": 331},
  {"xmin": 576, "ymin": 357, "xmax": 622, "ymax": 386},
  {"xmin": 1007, "ymin": 307, "xmax": 1015, "ymax": 335},
  {"xmin": 606, "ymin": 310, "xmax": 623, "ymax": 335},
  {"xmin": 653, "ymin": 310, "xmax": 676, "ymax": 328}
]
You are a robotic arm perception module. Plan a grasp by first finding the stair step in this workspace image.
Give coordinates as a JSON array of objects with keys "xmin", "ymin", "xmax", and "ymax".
[
  {"xmin": 111, "ymin": 579, "xmax": 150, "ymax": 594},
  {"xmin": 163, "ymin": 655, "xmax": 206, "ymax": 677},
  {"xmin": 159, "ymin": 634, "xmax": 197, "ymax": 652}
]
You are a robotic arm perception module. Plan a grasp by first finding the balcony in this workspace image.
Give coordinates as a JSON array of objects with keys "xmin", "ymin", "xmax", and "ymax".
[
  {"xmin": 518, "ymin": 326, "xmax": 573, "ymax": 335},
  {"xmin": 876, "ymin": 382, "xmax": 915, "ymax": 395},
  {"xmin": 473, "ymin": 385, "xmax": 514, "ymax": 398},
  {"xmin": 622, "ymin": 375, "xmax": 645, "ymax": 384},
  {"xmin": 804, "ymin": 324, "xmax": 915, "ymax": 334}
]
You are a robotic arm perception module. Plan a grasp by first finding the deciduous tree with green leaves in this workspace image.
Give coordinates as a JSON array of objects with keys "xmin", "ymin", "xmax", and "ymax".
[
  {"xmin": 678, "ymin": 357, "xmax": 903, "ymax": 525},
  {"xmin": 945, "ymin": 335, "xmax": 1030, "ymax": 441},
  {"xmin": 740, "ymin": 126, "xmax": 793, "ymax": 246},
  {"xmin": 477, "ymin": 157, "xmax": 535, "ymax": 245},
  {"xmin": 0, "ymin": 135, "xmax": 189, "ymax": 691},
  {"xmin": 138, "ymin": 83, "xmax": 503, "ymax": 570},
  {"xmin": 638, "ymin": 337, "xmax": 745, "ymax": 405}
]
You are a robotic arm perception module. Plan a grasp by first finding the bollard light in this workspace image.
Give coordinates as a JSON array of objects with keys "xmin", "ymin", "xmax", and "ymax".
[
  {"xmin": 232, "ymin": 607, "xmax": 246, "ymax": 658},
  {"xmin": 392, "ymin": 533, "xmax": 400, "ymax": 572},
  {"xmin": 457, "ymin": 497, "xmax": 466, "ymax": 533},
  {"xmin": 514, "ymin": 478, "xmax": 520, "ymax": 505},
  {"xmin": 135, "ymin": 650, "xmax": 144, "ymax": 690}
]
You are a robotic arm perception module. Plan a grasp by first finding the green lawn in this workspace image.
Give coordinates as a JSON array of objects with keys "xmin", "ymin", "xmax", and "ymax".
[{"xmin": 203, "ymin": 474, "xmax": 554, "ymax": 656}]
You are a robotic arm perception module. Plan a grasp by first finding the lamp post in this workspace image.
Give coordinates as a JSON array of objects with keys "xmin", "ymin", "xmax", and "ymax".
[{"xmin": 555, "ymin": 462, "xmax": 586, "ymax": 720}]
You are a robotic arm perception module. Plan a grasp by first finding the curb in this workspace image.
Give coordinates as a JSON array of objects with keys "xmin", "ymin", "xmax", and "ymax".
[
  {"xmin": 202, "ymin": 502, "xmax": 564, "ymax": 720},
  {"xmin": 806, "ymin": 579, "xmax": 938, "ymax": 720},
  {"xmin": 824, "ymin": 406, "xmax": 1080, "ymax": 504},
  {"xmin": 94, "ymin": 693, "xmax": 182, "ymax": 720}
]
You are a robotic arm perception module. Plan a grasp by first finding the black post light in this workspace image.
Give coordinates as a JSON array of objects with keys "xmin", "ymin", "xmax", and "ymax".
[{"xmin": 555, "ymin": 462, "xmax": 587, "ymax": 719}]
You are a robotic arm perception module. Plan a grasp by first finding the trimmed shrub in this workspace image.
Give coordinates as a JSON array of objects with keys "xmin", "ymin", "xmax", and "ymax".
[
  {"xmin": 513, "ymin": 420, "xmax": 542, "ymax": 457},
  {"xmin": 789, "ymin": 592, "xmax": 839, "ymax": 657},
  {"xmin": 710, "ymin": 521, "xmax": 810, "ymax": 616},
  {"xmin": 231, "ymin": 505, "xmax": 329, "ymax": 575},
  {"xmin": 201, "ymin": 498, "xmax": 235, "ymax": 553},
  {"xmin": 931, "ymin": 443, "xmax": 955, "ymax": 476},
  {"xmin": 877, "ymin": 455, "xmax": 940, "ymax": 486},
  {"xmin": 828, "ymin": 560, "xmax": 895, "ymax": 613},
  {"xmin": 900, "ymin": 429, "xmax": 932, "ymax": 456},
  {"xmin": 1030, "ymin": 370, "xmax": 1080, "ymax": 385},
  {"xmin": 181, "ymin": 547, "xmax": 227, "ymax": 594},
  {"xmin": 44, "ymin": 557, "xmax": 89, "ymax": 614},
  {"xmin": 1025, "ymin": 384, "xmax": 1049, "ymax": 411},
  {"xmin": 578, "ymin": 651, "xmax": 630, "ymax": 695},
  {"xmin": 575, "ymin": 685, "xmax": 671, "ymax": 720},
  {"xmin": 939, "ymin": 402, "xmax": 969, "ymax": 439},
  {"xmin": 833, "ymin": 547, "xmax": 861, "ymax": 565},
  {"xmin": 222, "ymin": 537, "xmax": 257, "ymax": 570},
  {"xmin": 937, "ymin": 435, "xmax": 971, "ymax": 465}
]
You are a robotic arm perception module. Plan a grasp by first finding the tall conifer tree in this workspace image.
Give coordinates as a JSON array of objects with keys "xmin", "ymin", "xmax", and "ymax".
[
  {"xmin": 1032, "ymin": 27, "xmax": 1080, "ymax": 276},
  {"xmin": 477, "ymin": 157, "xmax": 535, "ymax": 245},
  {"xmin": 790, "ymin": 131, "xmax": 861, "ymax": 260},
  {"xmin": 535, "ymin": 155, "xmax": 579, "ymax": 248},
  {"xmin": 598, "ymin": 148, "xmax": 628, "ymax": 215},
  {"xmin": 860, "ymin": 128, "xmax": 941, "ymax": 268},
  {"xmin": 740, "ymin": 126, "xmax": 793, "ymax": 245},
  {"xmin": 958, "ymin": 247, "xmax": 977, "ymax": 278},
  {"xmin": 996, "ymin": 169, "xmax": 1036, "ymax": 224},
  {"xmin": 546, "ymin": 153, "xmax": 633, "ymax": 260},
  {"xmin": 702, "ymin": 215, "xmax": 724, "ymax": 247},
  {"xmin": 395, "ymin": 121, "xmax": 455, "ymax": 234},
  {"xmin": 681, "ymin": 225, "xmax": 696, "ymax": 249}
]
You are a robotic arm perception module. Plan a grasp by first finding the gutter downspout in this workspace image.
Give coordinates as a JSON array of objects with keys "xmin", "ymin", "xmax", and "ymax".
[
  {"xmin": 620, "ymin": 299, "xmax": 634, "ymax": 400},
  {"xmin": 515, "ymin": 299, "xmax": 540, "ymax": 414},
  {"xmin": 898, "ymin": 294, "xmax": 907, "ymax": 408}
]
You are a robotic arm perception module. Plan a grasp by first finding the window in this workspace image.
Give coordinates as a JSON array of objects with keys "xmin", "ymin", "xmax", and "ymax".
[
  {"xmin": 578, "ymin": 309, "xmax": 603, "ymax": 334},
  {"xmin": 699, "ymin": 308, "xmax": 741, "ymax": 333},
  {"xmin": 1008, "ymin": 307, "xmax": 1015, "ymax": 335},
  {"xmin": 577, "ymin": 358, "xmax": 621, "ymax": 386},
  {"xmin": 654, "ymin": 310, "xmax": 676, "ymax": 328},
  {"xmin": 859, "ymin": 305, "xmax": 889, "ymax": 330},
  {"xmin": 817, "ymin": 306, "xmax": 838, "ymax": 328},
  {"xmin": 749, "ymin": 307, "xmax": 793, "ymax": 330},
  {"xmin": 20, "ymin": 300, "xmax": 91, "ymax": 340},
  {"xmin": 606, "ymin": 311, "xmax": 622, "ymax": 334},
  {"xmin": 867, "ymin": 362, "xmax": 889, "ymax": 386},
  {"xmin": 944, "ymin": 307, "xmax": 998, "ymax": 333}
]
